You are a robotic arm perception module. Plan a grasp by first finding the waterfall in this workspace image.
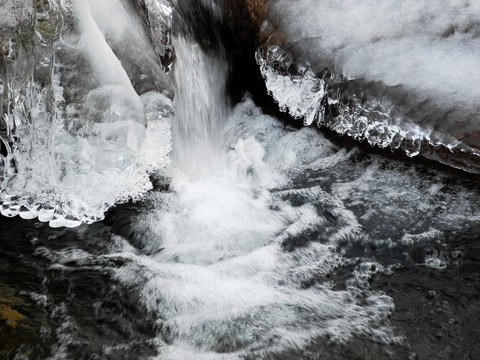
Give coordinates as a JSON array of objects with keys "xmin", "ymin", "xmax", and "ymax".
[
  {"xmin": 99, "ymin": 2, "xmax": 399, "ymax": 358},
  {"xmin": 172, "ymin": 35, "xmax": 228, "ymax": 175},
  {"xmin": 1, "ymin": 2, "xmax": 479, "ymax": 359}
]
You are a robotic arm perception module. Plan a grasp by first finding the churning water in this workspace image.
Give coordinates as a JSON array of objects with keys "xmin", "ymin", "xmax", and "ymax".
[
  {"xmin": 110, "ymin": 30, "xmax": 399, "ymax": 358},
  {"xmin": 1, "ymin": 1, "xmax": 480, "ymax": 359}
]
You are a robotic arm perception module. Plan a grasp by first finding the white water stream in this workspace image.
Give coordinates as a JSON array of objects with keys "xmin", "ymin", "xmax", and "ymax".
[
  {"xmin": 106, "ymin": 28, "xmax": 398, "ymax": 358},
  {"xmin": 2, "ymin": 2, "xmax": 480, "ymax": 359}
]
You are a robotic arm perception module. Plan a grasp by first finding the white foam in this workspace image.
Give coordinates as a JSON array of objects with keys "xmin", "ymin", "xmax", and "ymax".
[{"xmin": 112, "ymin": 98, "xmax": 399, "ymax": 358}]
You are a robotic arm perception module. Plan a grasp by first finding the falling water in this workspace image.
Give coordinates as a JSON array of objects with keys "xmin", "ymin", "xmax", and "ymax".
[
  {"xmin": 2, "ymin": 1, "xmax": 480, "ymax": 359},
  {"xmin": 171, "ymin": 34, "xmax": 228, "ymax": 175},
  {"xmin": 102, "ymin": 2, "xmax": 399, "ymax": 358}
]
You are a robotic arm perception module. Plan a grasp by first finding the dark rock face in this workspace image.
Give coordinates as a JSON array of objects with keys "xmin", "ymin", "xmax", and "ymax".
[
  {"xmin": 133, "ymin": 0, "xmax": 175, "ymax": 74},
  {"xmin": 222, "ymin": 0, "xmax": 267, "ymax": 37}
]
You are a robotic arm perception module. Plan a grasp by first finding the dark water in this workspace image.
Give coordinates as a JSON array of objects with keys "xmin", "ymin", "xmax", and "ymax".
[
  {"xmin": 1, "ymin": 142, "xmax": 479, "ymax": 359},
  {"xmin": 0, "ymin": 215, "xmax": 158, "ymax": 359}
]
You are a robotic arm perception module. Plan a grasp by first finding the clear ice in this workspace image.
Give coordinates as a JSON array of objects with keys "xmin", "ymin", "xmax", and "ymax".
[{"xmin": 0, "ymin": 0, "xmax": 173, "ymax": 226}]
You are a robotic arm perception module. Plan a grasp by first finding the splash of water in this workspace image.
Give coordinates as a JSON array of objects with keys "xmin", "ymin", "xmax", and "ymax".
[
  {"xmin": 111, "ymin": 96, "xmax": 399, "ymax": 359},
  {"xmin": 106, "ymin": 4, "xmax": 399, "ymax": 356}
]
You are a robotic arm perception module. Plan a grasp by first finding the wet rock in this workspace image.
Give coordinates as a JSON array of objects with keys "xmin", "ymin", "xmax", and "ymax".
[
  {"xmin": 134, "ymin": 0, "xmax": 174, "ymax": 72},
  {"xmin": 0, "ymin": 288, "xmax": 35, "ymax": 357},
  {"xmin": 222, "ymin": 0, "xmax": 268, "ymax": 32},
  {"xmin": 0, "ymin": 302, "xmax": 26, "ymax": 328}
]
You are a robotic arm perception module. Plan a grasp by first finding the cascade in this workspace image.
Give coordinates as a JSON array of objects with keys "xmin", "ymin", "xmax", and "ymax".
[{"xmin": 1, "ymin": 2, "xmax": 480, "ymax": 360}]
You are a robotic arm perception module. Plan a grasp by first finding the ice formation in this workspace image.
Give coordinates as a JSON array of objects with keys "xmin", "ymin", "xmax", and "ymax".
[
  {"xmin": 0, "ymin": 0, "xmax": 173, "ymax": 227},
  {"xmin": 258, "ymin": 0, "xmax": 480, "ymax": 172}
]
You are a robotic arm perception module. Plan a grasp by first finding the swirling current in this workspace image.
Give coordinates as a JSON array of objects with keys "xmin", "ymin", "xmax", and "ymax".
[{"xmin": 0, "ymin": 1, "xmax": 479, "ymax": 359}]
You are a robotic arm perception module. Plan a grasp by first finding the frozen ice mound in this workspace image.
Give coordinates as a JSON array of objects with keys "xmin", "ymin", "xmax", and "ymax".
[
  {"xmin": 258, "ymin": 0, "xmax": 480, "ymax": 173},
  {"xmin": 0, "ymin": 0, "xmax": 173, "ymax": 227}
]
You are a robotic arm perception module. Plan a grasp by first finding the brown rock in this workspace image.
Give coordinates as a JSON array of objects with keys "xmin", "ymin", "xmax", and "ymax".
[
  {"xmin": 221, "ymin": 0, "xmax": 276, "ymax": 46},
  {"xmin": 0, "ymin": 291, "xmax": 28, "ymax": 356},
  {"xmin": 0, "ymin": 302, "xmax": 25, "ymax": 328}
]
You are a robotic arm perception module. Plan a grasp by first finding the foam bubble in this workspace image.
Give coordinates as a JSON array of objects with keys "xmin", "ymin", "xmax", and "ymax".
[{"xmin": 112, "ymin": 98, "xmax": 399, "ymax": 358}]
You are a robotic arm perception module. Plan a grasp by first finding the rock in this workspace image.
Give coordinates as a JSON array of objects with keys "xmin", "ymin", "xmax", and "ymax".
[
  {"xmin": 221, "ymin": 0, "xmax": 281, "ymax": 49},
  {"xmin": 135, "ymin": 0, "xmax": 175, "ymax": 72},
  {"xmin": 222, "ymin": 0, "xmax": 267, "ymax": 34},
  {"xmin": 0, "ymin": 302, "xmax": 25, "ymax": 328},
  {"xmin": 0, "ymin": 293, "xmax": 27, "ymax": 356}
]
